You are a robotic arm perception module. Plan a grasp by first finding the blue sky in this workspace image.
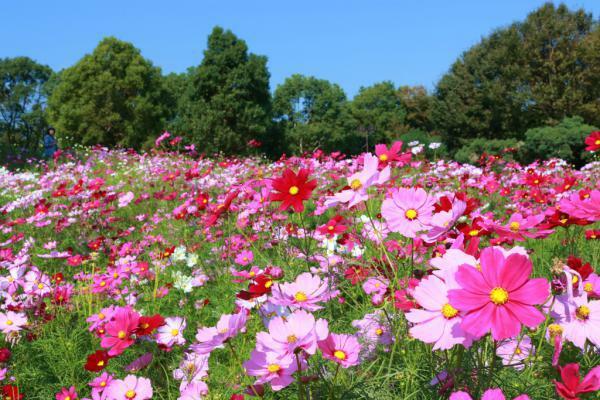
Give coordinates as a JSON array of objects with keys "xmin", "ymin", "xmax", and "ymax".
[{"xmin": 2, "ymin": 1, "xmax": 599, "ymax": 97}]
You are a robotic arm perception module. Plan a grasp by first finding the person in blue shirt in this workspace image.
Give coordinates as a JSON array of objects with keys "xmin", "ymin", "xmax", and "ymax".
[{"xmin": 43, "ymin": 127, "xmax": 58, "ymax": 159}]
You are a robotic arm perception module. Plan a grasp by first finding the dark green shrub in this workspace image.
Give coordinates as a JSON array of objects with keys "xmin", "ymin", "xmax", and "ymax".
[{"xmin": 454, "ymin": 138, "xmax": 520, "ymax": 164}]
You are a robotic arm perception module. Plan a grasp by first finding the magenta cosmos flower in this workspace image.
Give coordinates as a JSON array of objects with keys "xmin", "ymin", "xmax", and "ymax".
[
  {"xmin": 191, "ymin": 312, "xmax": 247, "ymax": 354},
  {"xmin": 56, "ymin": 386, "xmax": 78, "ymax": 400},
  {"xmin": 105, "ymin": 375, "xmax": 152, "ymax": 400},
  {"xmin": 406, "ymin": 274, "xmax": 472, "ymax": 350},
  {"xmin": 450, "ymin": 388, "xmax": 530, "ymax": 400},
  {"xmin": 318, "ymin": 333, "xmax": 361, "ymax": 368},
  {"xmin": 256, "ymin": 309, "xmax": 329, "ymax": 356},
  {"xmin": 448, "ymin": 247, "xmax": 549, "ymax": 341},
  {"xmin": 100, "ymin": 307, "xmax": 140, "ymax": 356},
  {"xmin": 381, "ymin": 187, "xmax": 435, "ymax": 238},
  {"xmin": 271, "ymin": 272, "xmax": 333, "ymax": 311}
]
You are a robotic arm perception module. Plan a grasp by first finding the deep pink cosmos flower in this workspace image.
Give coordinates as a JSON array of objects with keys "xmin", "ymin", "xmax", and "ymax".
[
  {"xmin": 105, "ymin": 375, "xmax": 153, "ymax": 400},
  {"xmin": 584, "ymin": 131, "xmax": 600, "ymax": 152},
  {"xmin": 56, "ymin": 386, "xmax": 77, "ymax": 400},
  {"xmin": 191, "ymin": 312, "xmax": 247, "ymax": 354},
  {"xmin": 406, "ymin": 274, "xmax": 472, "ymax": 350},
  {"xmin": 271, "ymin": 272, "xmax": 334, "ymax": 311},
  {"xmin": 559, "ymin": 190, "xmax": 600, "ymax": 222},
  {"xmin": 450, "ymin": 388, "xmax": 530, "ymax": 400},
  {"xmin": 448, "ymin": 247, "xmax": 549, "ymax": 341},
  {"xmin": 318, "ymin": 333, "xmax": 361, "ymax": 368},
  {"xmin": 554, "ymin": 363, "xmax": 600, "ymax": 400},
  {"xmin": 100, "ymin": 306, "xmax": 140, "ymax": 356},
  {"xmin": 381, "ymin": 187, "xmax": 436, "ymax": 238},
  {"xmin": 256, "ymin": 309, "xmax": 328, "ymax": 356}
]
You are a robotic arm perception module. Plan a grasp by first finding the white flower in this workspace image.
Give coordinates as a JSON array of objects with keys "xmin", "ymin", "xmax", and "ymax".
[
  {"xmin": 173, "ymin": 271, "xmax": 193, "ymax": 293},
  {"xmin": 408, "ymin": 141, "xmax": 420, "ymax": 147},
  {"xmin": 186, "ymin": 253, "xmax": 199, "ymax": 268},
  {"xmin": 428, "ymin": 142, "xmax": 441, "ymax": 150},
  {"xmin": 157, "ymin": 317, "xmax": 186, "ymax": 347},
  {"xmin": 171, "ymin": 246, "xmax": 187, "ymax": 262},
  {"xmin": 411, "ymin": 145, "xmax": 424, "ymax": 155}
]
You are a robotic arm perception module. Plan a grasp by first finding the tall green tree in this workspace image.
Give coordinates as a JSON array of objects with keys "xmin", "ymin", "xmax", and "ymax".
[
  {"xmin": 0, "ymin": 57, "xmax": 53, "ymax": 158},
  {"xmin": 350, "ymin": 81, "xmax": 405, "ymax": 151},
  {"xmin": 273, "ymin": 74, "xmax": 359, "ymax": 154},
  {"xmin": 433, "ymin": 3, "xmax": 600, "ymax": 150},
  {"xmin": 47, "ymin": 37, "xmax": 167, "ymax": 149},
  {"xmin": 179, "ymin": 27, "xmax": 272, "ymax": 155},
  {"xmin": 397, "ymin": 85, "xmax": 434, "ymax": 133}
]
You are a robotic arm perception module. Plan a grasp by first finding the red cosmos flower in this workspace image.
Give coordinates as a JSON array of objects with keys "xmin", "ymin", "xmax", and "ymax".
[
  {"xmin": 237, "ymin": 275, "xmax": 274, "ymax": 300},
  {"xmin": 270, "ymin": 168, "xmax": 317, "ymax": 213},
  {"xmin": 136, "ymin": 314, "xmax": 165, "ymax": 336},
  {"xmin": 566, "ymin": 256, "xmax": 593, "ymax": 281},
  {"xmin": 160, "ymin": 246, "xmax": 175, "ymax": 260},
  {"xmin": 344, "ymin": 266, "xmax": 370, "ymax": 285},
  {"xmin": 0, "ymin": 348, "xmax": 11, "ymax": 363},
  {"xmin": 585, "ymin": 230, "xmax": 600, "ymax": 240},
  {"xmin": 554, "ymin": 363, "xmax": 600, "ymax": 399},
  {"xmin": 317, "ymin": 216, "xmax": 347, "ymax": 238},
  {"xmin": 2, "ymin": 385, "xmax": 23, "ymax": 400},
  {"xmin": 195, "ymin": 193, "xmax": 210, "ymax": 211},
  {"xmin": 584, "ymin": 131, "xmax": 600, "ymax": 152},
  {"xmin": 84, "ymin": 350, "xmax": 110, "ymax": 372}
]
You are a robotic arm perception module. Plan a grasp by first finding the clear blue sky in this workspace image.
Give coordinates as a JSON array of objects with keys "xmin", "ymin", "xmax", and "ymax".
[{"xmin": 2, "ymin": 0, "xmax": 599, "ymax": 97}]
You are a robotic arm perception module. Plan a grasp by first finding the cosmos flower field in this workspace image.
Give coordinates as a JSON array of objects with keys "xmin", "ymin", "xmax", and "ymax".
[{"xmin": 0, "ymin": 134, "xmax": 599, "ymax": 399}]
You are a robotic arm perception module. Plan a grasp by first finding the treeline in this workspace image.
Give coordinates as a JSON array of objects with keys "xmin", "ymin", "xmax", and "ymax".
[{"xmin": 1, "ymin": 3, "xmax": 599, "ymax": 165}]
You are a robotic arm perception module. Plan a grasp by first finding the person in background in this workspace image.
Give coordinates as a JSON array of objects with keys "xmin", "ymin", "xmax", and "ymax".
[{"xmin": 43, "ymin": 127, "xmax": 58, "ymax": 159}]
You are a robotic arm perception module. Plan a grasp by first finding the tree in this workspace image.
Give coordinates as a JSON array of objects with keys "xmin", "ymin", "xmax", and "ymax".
[
  {"xmin": 273, "ymin": 74, "xmax": 359, "ymax": 154},
  {"xmin": 350, "ymin": 81, "xmax": 405, "ymax": 151},
  {"xmin": 47, "ymin": 37, "xmax": 167, "ymax": 149},
  {"xmin": 397, "ymin": 85, "xmax": 434, "ymax": 133},
  {"xmin": 179, "ymin": 27, "xmax": 272, "ymax": 155},
  {"xmin": 0, "ymin": 57, "xmax": 52, "ymax": 158},
  {"xmin": 433, "ymin": 3, "xmax": 600, "ymax": 150}
]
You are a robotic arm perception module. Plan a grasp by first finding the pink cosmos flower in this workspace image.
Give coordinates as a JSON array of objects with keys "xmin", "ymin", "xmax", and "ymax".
[
  {"xmin": 559, "ymin": 190, "xmax": 600, "ymax": 222},
  {"xmin": 256, "ymin": 309, "xmax": 329, "ymax": 356},
  {"xmin": 551, "ymin": 294, "xmax": 600, "ymax": 350},
  {"xmin": 318, "ymin": 333, "xmax": 361, "ymax": 368},
  {"xmin": 352, "ymin": 311, "xmax": 393, "ymax": 358},
  {"xmin": 243, "ymin": 350, "xmax": 299, "ymax": 391},
  {"xmin": 105, "ymin": 375, "xmax": 153, "ymax": 400},
  {"xmin": 100, "ymin": 306, "xmax": 140, "ymax": 356},
  {"xmin": 325, "ymin": 153, "xmax": 390, "ymax": 208},
  {"xmin": 173, "ymin": 351, "xmax": 210, "ymax": 387},
  {"xmin": 375, "ymin": 141, "xmax": 411, "ymax": 166},
  {"xmin": 191, "ymin": 312, "xmax": 247, "ymax": 354},
  {"xmin": 488, "ymin": 213, "xmax": 549, "ymax": 242},
  {"xmin": 156, "ymin": 316, "xmax": 186, "ymax": 347},
  {"xmin": 56, "ymin": 386, "xmax": 78, "ymax": 400},
  {"xmin": 424, "ymin": 199, "xmax": 466, "ymax": 242},
  {"xmin": 450, "ymin": 388, "xmax": 530, "ymax": 400},
  {"xmin": 381, "ymin": 187, "xmax": 436, "ymax": 238},
  {"xmin": 448, "ymin": 247, "xmax": 549, "ymax": 341},
  {"xmin": 87, "ymin": 306, "xmax": 117, "ymax": 332},
  {"xmin": 90, "ymin": 372, "xmax": 114, "ymax": 395},
  {"xmin": 271, "ymin": 272, "xmax": 334, "ymax": 311},
  {"xmin": 235, "ymin": 250, "xmax": 254, "ymax": 266},
  {"xmin": 406, "ymin": 274, "xmax": 472, "ymax": 350},
  {"xmin": 496, "ymin": 336, "xmax": 533, "ymax": 370},
  {"xmin": 0, "ymin": 311, "xmax": 27, "ymax": 334},
  {"xmin": 179, "ymin": 381, "xmax": 209, "ymax": 399}
]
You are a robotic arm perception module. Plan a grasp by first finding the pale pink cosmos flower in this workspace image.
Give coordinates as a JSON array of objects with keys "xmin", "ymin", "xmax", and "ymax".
[
  {"xmin": 0, "ymin": 311, "xmax": 27, "ymax": 334},
  {"xmin": 256, "ymin": 309, "xmax": 328, "ymax": 356},
  {"xmin": 173, "ymin": 351, "xmax": 210, "ymax": 387},
  {"xmin": 406, "ymin": 274, "xmax": 472, "ymax": 350},
  {"xmin": 118, "ymin": 191, "xmax": 135, "ymax": 208},
  {"xmin": 178, "ymin": 381, "xmax": 209, "ymax": 399},
  {"xmin": 352, "ymin": 311, "xmax": 393, "ymax": 358},
  {"xmin": 243, "ymin": 350, "xmax": 299, "ymax": 391},
  {"xmin": 156, "ymin": 316, "xmax": 186, "ymax": 347},
  {"xmin": 191, "ymin": 312, "xmax": 247, "ymax": 354},
  {"xmin": 381, "ymin": 187, "xmax": 436, "ymax": 238},
  {"xmin": 271, "ymin": 272, "xmax": 334, "ymax": 311},
  {"xmin": 325, "ymin": 153, "xmax": 390, "ymax": 209},
  {"xmin": 448, "ymin": 247, "xmax": 549, "ymax": 341},
  {"xmin": 551, "ymin": 294, "xmax": 600, "ymax": 350},
  {"xmin": 424, "ymin": 199, "xmax": 466, "ymax": 242},
  {"xmin": 318, "ymin": 333, "xmax": 361, "ymax": 368},
  {"xmin": 450, "ymin": 388, "xmax": 530, "ymax": 400},
  {"xmin": 496, "ymin": 335, "xmax": 533, "ymax": 370},
  {"xmin": 105, "ymin": 375, "xmax": 152, "ymax": 400}
]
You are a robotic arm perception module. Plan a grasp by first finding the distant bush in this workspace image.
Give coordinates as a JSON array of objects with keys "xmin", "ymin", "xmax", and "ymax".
[
  {"xmin": 399, "ymin": 129, "xmax": 447, "ymax": 158},
  {"xmin": 522, "ymin": 116, "xmax": 597, "ymax": 167},
  {"xmin": 454, "ymin": 138, "xmax": 520, "ymax": 164}
]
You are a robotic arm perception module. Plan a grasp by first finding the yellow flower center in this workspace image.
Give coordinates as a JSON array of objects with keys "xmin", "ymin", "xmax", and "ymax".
[
  {"xmin": 405, "ymin": 209, "xmax": 418, "ymax": 220},
  {"xmin": 509, "ymin": 221, "xmax": 520, "ymax": 232},
  {"xmin": 379, "ymin": 154, "xmax": 388, "ymax": 162},
  {"xmin": 489, "ymin": 287, "xmax": 509, "ymax": 305},
  {"xmin": 100, "ymin": 381, "xmax": 107, "ymax": 387},
  {"xmin": 515, "ymin": 347, "xmax": 522, "ymax": 355},
  {"xmin": 468, "ymin": 229, "xmax": 479, "ymax": 237},
  {"xmin": 125, "ymin": 390, "xmax": 136, "ymax": 399},
  {"xmin": 100, "ymin": 281, "xmax": 106, "ymax": 287},
  {"xmin": 267, "ymin": 364, "xmax": 281, "ymax": 373},
  {"xmin": 37, "ymin": 283, "xmax": 44, "ymax": 289},
  {"xmin": 287, "ymin": 335, "xmax": 298, "ymax": 343},
  {"xmin": 98, "ymin": 313, "xmax": 105, "ymax": 320},
  {"xmin": 5, "ymin": 320, "xmax": 13, "ymax": 326},
  {"xmin": 264, "ymin": 280, "xmax": 273, "ymax": 288},
  {"xmin": 595, "ymin": 139, "xmax": 600, "ymax": 145},
  {"xmin": 334, "ymin": 350, "xmax": 347, "ymax": 360},
  {"xmin": 97, "ymin": 360, "xmax": 104, "ymax": 366},
  {"xmin": 584, "ymin": 282, "xmax": 593, "ymax": 293},
  {"xmin": 65, "ymin": 397, "xmax": 70, "ymax": 400},
  {"xmin": 294, "ymin": 291, "xmax": 308, "ymax": 302},
  {"xmin": 249, "ymin": 271, "xmax": 255, "ymax": 277},
  {"xmin": 548, "ymin": 323, "xmax": 563, "ymax": 338},
  {"xmin": 218, "ymin": 327, "xmax": 229, "ymax": 334},
  {"xmin": 288, "ymin": 186, "xmax": 299, "ymax": 195},
  {"xmin": 328, "ymin": 225, "xmax": 334, "ymax": 231},
  {"xmin": 117, "ymin": 330, "xmax": 126, "ymax": 339},
  {"xmin": 171, "ymin": 329, "xmax": 179, "ymax": 336},
  {"xmin": 350, "ymin": 179, "xmax": 362, "ymax": 190},
  {"xmin": 375, "ymin": 328, "xmax": 383, "ymax": 336},
  {"xmin": 576, "ymin": 305, "xmax": 590, "ymax": 320},
  {"xmin": 441, "ymin": 303, "xmax": 459, "ymax": 319}
]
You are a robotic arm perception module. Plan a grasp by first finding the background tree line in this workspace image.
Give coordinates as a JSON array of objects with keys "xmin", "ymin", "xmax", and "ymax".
[{"xmin": 1, "ymin": 3, "xmax": 599, "ymax": 165}]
